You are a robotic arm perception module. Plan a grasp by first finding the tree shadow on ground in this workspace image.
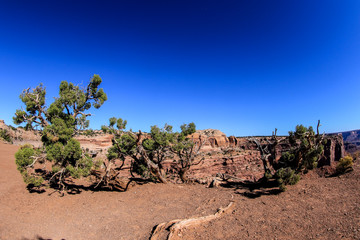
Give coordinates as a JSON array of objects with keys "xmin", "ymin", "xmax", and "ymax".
[
  {"xmin": 28, "ymin": 177, "xmax": 154, "ymax": 196},
  {"xmin": 22, "ymin": 235, "xmax": 65, "ymax": 240},
  {"xmin": 220, "ymin": 179, "xmax": 282, "ymax": 199}
]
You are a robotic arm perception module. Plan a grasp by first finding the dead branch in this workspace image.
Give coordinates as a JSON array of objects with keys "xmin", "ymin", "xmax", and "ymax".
[
  {"xmin": 149, "ymin": 201, "xmax": 235, "ymax": 240},
  {"xmin": 26, "ymin": 156, "xmax": 41, "ymax": 168},
  {"xmin": 216, "ymin": 173, "xmax": 246, "ymax": 182},
  {"xmin": 248, "ymin": 137, "xmax": 274, "ymax": 175},
  {"xmin": 49, "ymin": 168, "xmax": 64, "ymax": 182}
]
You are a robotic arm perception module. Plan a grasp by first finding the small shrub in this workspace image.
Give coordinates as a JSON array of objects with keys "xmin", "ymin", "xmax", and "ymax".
[
  {"xmin": 22, "ymin": 172, "xmax": 44, "ymax": 187},
  {"xmin": 20, "ymin": 143, "xmax": 34, "ymax": 149},
  {"xmin": 93, "ymin": 159, "xmax": 103, "ymax": 170},
  {"xmin": 336, "ymin": 155, "xmax": 353, "ymax": 174},
  {"xmin": 52, "ymin": 165, "xmax": 61, "ymax": 173},
  {"xmin": 275, "ymin": 167, "xmax": 300, "ymax": 191},
  {"xmin": 0, "ymin": 129, "xmax": 12, "ymax": 143},
  {"xmin": 264, "ymin": 170, "xmax": 273, "ymax": 180},
  {"xmin": 84, "ymin": 129, "xmax": 95, "ymax": 136},
  {"xmin": 15, "ymin": 146, "xmax": 35, "ymax": 172},
  {"xmin": 9, "ymin": 125, "xmax": 17, "ymax": 131}
]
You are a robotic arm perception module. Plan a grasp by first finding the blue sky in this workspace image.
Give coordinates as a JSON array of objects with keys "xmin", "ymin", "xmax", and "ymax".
[{"xmin": 1, "ymin": 0, "xmax": 360, "ymax": 136}]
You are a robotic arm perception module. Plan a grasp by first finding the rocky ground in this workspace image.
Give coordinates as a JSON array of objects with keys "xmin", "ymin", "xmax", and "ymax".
[{"xmin": 1, "ymin": 141, "xmax": 359, "ymax": 240}]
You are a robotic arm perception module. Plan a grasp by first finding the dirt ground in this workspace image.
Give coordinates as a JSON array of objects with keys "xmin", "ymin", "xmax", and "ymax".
[{"xmin": 0, "ymin": 142, "xmax": 359, "ymax": 240}]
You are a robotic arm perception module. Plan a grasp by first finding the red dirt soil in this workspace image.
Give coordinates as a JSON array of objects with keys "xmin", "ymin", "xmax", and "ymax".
[{"xmin": 0, "ymin": 141, "xmax": 359, "ymax": 240}]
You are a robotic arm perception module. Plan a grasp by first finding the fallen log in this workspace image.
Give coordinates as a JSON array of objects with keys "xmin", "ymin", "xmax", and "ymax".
[{"xmin": 149, "ymin": 201, "xmax": 235, "ymax": 240}]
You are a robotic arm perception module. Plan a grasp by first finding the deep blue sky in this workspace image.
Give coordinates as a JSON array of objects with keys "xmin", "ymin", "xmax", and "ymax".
[{"xmin": 1, "ymin": 1, "xmax": 360, "ymax": 136}]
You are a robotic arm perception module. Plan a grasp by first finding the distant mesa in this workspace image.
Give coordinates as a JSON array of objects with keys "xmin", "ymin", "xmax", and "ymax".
[{"xmin": 341, "ymin": 129, "xmax": 360, "ymax": 153}]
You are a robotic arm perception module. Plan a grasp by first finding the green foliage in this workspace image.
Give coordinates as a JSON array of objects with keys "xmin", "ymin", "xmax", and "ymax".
[
  {"xmin": 52, "ymin": 165, "xmax": 61, "ymax": 173},
  {"xmin": 0, "ymin": 129, "xmax": 12, "ymax": 143},
  {"xmin": 15, "ymin": 145, "xmax": 44, "ymax": 187},
  {"xmin": 336, "ymin": 155, "xmax": 353, "ymax": 174},
  {"xmin": 280, "ymin": 124, "xmax": 324, "ymax": 172},
  {"xmin": 101, "ymin": 117, "xmax": 127, "ymax": 134},
  {"xmin": 275, "ymin": 167, "xmax": 300, "ymax": 191},
  {"xmin": 22, "ymin": 172, "xmax": 44, "ymax": 187},
  {"xmin": 84, "ymin": 129, "xmax": 95, "ymax": 136},
  {"xmin": 279, "ymin": 151, "xmax": 296, "ymax": 168},
  {"xmin": 104, "ymin": 118, "xmax": 200, "ymax": 183},
  {"xmin": 63, "ymin": 139, "xmax": 82, "ymax": 164},
  {"xmin": 102, "ymin": 117, "xmax": 137, "ymax": 162},
  {"xmin": 275, "ymin": 122, "xmax": 325, "ymax": 191},
  {"xmin": 264, "ymin": 170, "xmax": 273, "ymax": 180},
  {"xmin": 143, "ymin": 124, "xmax": 174, "ymax": 153},
  {"xmin": 15, "ymin": 146, "xmax": 35, "ymax": 172},
  {"xmin": 171, "ymin": 122, "xmax": 203, "ymax": 182},
  {"xmin": 13, "ymin": 75, "xmax": 107, "ymax": 191},
  {"xmin": 46, "ymin": 142, "xmax": 64, "ymax": 163},
  {"xmin": 66, "ymin": 157, "xmax": 93, "ymax": 178},
  {"xmin": 180, "ymin": 122, "xmax": 196, "ymax": 137},
  {"xmin": 303, "ymin": 146, "xmax": 322, "ymax": 170},
  {"xmin": 93, "ymin": 159, "xmax": 103, "ymax": 170},
  {"xmin": 9, "ymin": 125, "xmax": 17, "ymax": 131},
  {"xmin": 132, "ymin": 161, "xmax": 152, "ymax": 179}
]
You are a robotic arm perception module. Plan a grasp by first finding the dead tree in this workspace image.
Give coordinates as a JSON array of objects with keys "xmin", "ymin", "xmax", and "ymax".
[{"xmin": 248, "ymin": 137, "xmax": 274, "ymax": 176}]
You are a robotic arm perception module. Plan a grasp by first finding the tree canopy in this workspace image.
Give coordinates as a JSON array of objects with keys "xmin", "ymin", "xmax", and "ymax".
[{"xmin": 13, "ymin": 75, "xmax": 107, "ymax": 193}]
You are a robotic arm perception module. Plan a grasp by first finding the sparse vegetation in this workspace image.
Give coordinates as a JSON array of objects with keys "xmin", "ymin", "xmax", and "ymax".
[
  {"xmin": 336, "ymin": 155, "xmax": 353, "ymax": 174},
  {"xmin": 102, "ymin": 118, "xmax": 205, "ymax": 184},
  {"xmin": 0, "ymin": 128, "xmax": 12, "ymax": 143},
  {"xmin": 10, "ymin": 80, "xmax": 349, "ymax": 196},
  {"xmin": 255, "ymin": 121, "xmax": 326, "ymax": 191},
  {"xmin": 171, "ymin": 123, "xmax": 207, "ymax": 182}
]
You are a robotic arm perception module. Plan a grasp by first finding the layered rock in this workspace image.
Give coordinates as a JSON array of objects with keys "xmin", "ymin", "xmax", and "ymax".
[
  {"xmin": 187, "ymin": 129, "xmax": 345, "ymax": 181},
  {"xmin": 0, "ymin": 120, "xmax": 345, "ymax": 182}
]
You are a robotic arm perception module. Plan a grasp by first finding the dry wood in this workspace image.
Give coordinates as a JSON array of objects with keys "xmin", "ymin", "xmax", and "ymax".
[{"xmin": 149, "ymin": 201, "xmax": 235, "ymax": 240}]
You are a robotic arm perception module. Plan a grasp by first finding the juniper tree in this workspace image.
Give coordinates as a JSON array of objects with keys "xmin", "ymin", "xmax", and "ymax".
[
  {"xmin": 171, "ymin": 123, "xmax": 206, "ymax": 182},
  {"xmin": 13, "ymin": 74, "xmax": 107, "ymax": 192},
  {"xmin": 103, "ymin": 119, "xmax": 206, "ymax": 183},
  {"xmin": 275, "ymin": 120, "xmax": 325, "ymax": 190},
  {"xmin": 136, "ymin": 124, "xmax": 174, "ymax": 183},
  {"xmin": 102, "ymin": 119, "xmax": 170, "ymax": 183},
  {"xmin": 97, "ymin": 117, "xmax": 137, "ymax": 188}
]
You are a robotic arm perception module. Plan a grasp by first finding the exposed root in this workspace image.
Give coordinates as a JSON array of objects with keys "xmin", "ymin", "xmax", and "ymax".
[
  {"xmin": 92, "ymin": 169, "xmax": 134, "ymax": 191},
  {"xmin": 149, "ymin": 201, "xmax": 235, "ymax": 240}
]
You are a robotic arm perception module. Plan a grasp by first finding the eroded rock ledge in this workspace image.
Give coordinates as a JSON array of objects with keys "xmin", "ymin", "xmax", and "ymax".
[{"xmin": 0, "ymin": 120, "xmax": 344, "ymax": 181}]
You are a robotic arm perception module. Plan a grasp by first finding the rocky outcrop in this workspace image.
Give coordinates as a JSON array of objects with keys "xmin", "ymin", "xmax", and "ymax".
[
  {"xmin": 0, "ymin": 120, "xmax": 345, "ymax": 182},
  {"xmin": 0, "ymin": 120, "xmax": 41, "ymax": 146},
  {"xmin": 318, "ymin": 134, "xmax": 345, "ymax": 167},
  {"xmin": 341, "ymin": 130, "xmax": 360, "ymax": 153},
  {"xmin": 187, "ymin": 129, "xmax": 345, "ymax": 181}
]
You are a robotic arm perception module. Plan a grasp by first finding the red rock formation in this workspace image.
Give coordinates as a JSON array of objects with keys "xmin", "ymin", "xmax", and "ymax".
[
  {"xmin": 186, "ymin": 129, "xmax": 344, "ymax": 181},
  {"xmin": 0, "ymin": 120, "xmax": 345, "ymax": 182}
]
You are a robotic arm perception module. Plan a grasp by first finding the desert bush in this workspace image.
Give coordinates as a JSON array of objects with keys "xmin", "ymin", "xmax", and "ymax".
[
  {"xmin": 93, "ymin": 159, "xmax": 103, "ymax": 170},
  {"xmin": 22, "ymin": 172, "xmax": 44, "ymax": 187},
  {"xmin": 9, "ymin": 125, "xmax": 17, "ymax": 131},
  {"xmin": 84, "ymin": 129, "xmax": 95, "ymax": 136},
  {"xmin": 15, "ymin": 146, "xmax": 36, "ymax": 172},
  {"xmin": 336, "ymin": 155, "xmax": 353, "ymax": 174},
  {"xmin": 15, "ymin": 146, "xmax": 44, "ymax": 186},
  {"xmin": 275, "ymin": 167, "xmax": 300, "ymax": 191},
  {"xmin": 0, "ymin": 129, "xmax": 12, "ymax": 143}
]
